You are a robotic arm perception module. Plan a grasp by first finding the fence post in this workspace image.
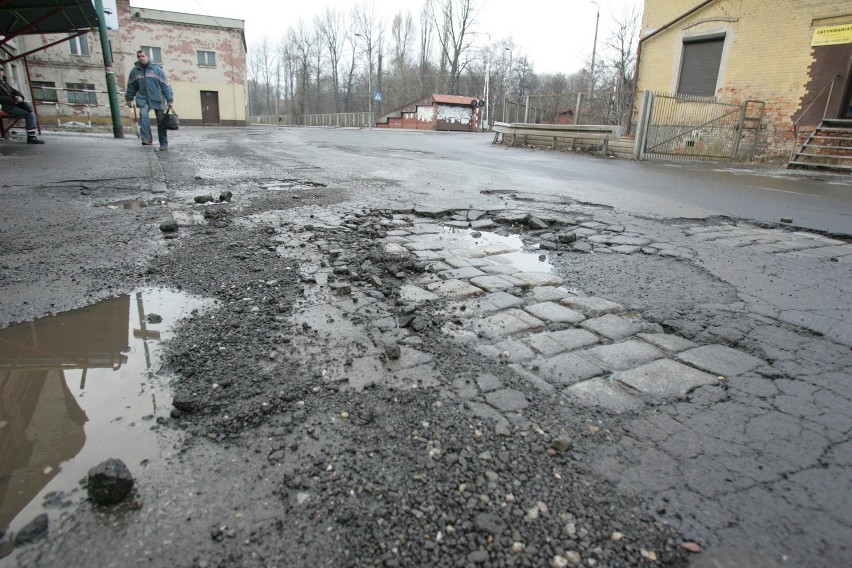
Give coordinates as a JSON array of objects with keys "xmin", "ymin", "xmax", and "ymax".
[
  {"xmin": 574, "ymin": 92, "xmax": 584, "ymax": 125},
  {"xmin": 732, "ymin": 101, "xmax": 746, "ymax": 160},
  {"xmin": 633, "ymin": 91, "xmax": 651, "ymax": 160},
  {"xmin": 524, "ymin": 96, "xmax": 530, "ymax": 123}
]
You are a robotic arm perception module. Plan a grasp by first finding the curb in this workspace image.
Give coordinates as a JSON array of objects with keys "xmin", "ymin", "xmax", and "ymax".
[{"xmin": 147, "ymin": 148, "xmax": 167, "ymax": 194}]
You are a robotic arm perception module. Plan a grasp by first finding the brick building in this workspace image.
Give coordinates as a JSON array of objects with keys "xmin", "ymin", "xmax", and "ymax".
[
  {"xmin": 10, "ymin": 0, "xmax": 247, "ymax": 127},
  {"xmin": 636, "ymin": 0, "xmax": 851, "ymax": 160},
  {"xmin": 377, "ymin": 95, "xmax": 484, "ymax": 132}
]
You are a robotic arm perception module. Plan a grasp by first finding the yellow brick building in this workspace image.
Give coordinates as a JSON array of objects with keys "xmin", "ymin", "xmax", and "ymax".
[{"xmin": 636, "ymin": 0, "xmax": 852, "ymax": 160}]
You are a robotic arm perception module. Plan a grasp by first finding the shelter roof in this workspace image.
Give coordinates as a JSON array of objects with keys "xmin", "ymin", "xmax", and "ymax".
[
  {"xmin": 432, "ymin": 94, "xmax": 480, "ymax": 105},
  {"xmin": 0, "ymin": 0, "xmax": 98, "ymax": 38}
]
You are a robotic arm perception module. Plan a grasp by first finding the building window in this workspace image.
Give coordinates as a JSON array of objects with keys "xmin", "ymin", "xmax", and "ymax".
[
  {"xmin": 67, "ymin": 83, "xmax": 97, "ymax": 105},
  {"xmin": 69, "ymin": 33, "xmax": 90, "ymax": 56},
  {"xmin": 140, "ymin": 46, "xmax": 162, "ymax": 64},
  {"xmin": 32, "ymin": 81, "xmax": 58, "ymax": 102},
  {"xmin": 197, "ymin": 50, "xmax": 216, "ymax": 67},
  {"xmin": 677, "ymin": 35, "xmax": 725, "ymax": 97}
]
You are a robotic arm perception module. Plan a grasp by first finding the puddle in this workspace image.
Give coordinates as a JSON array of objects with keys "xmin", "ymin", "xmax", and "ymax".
[
  {"xmin": 97, "ymin": 199, "xmax": 166, "ymax": 210},
  {"xmin": 0, "ymin": 289, "xmax": 212, "ymax": 554},
  {"xmin": 443, "ymin": 227, "xmax": 554, "ymax": 273},
  {"xmin": 262, "ymin": 179, "xmax": 326, "ymax": 191}
]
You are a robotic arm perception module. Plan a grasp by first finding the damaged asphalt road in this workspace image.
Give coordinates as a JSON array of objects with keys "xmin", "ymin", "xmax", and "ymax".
[{"xmin": 1, "ymin": 128, "xmax": 850, "ymax": 568}]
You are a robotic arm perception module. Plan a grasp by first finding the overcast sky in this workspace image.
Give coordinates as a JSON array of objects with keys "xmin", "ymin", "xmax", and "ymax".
[{"xmin": 125, "ymin": 0, "xmax": 643, "ymax": 75}]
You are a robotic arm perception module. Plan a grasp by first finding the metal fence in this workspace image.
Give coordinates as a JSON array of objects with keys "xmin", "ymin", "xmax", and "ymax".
[
  {"xmin": 499, "ymin": 91, "xmax": 638, "ymax": 132},
  {"xmin": 252, "ymin": 112, "xmax": 374, "ymax": 128},
  {"xmin": 636, "ymin": 91, "xmax": 764, "ymax": 162},
  {"xmin": 30, "ymin": 85, "xmax": 126, "ymax": 127}
]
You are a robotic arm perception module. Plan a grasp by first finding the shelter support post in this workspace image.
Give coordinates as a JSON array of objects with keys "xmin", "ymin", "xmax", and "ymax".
[{"xmin": 94, "ymin": 0, "xmax": 124, "ymax": 138}]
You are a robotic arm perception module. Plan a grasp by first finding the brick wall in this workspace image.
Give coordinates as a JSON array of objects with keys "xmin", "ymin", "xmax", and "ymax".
[{"xmin": 638, "ymin": 0, "xmax": 852, "ymax": 161}]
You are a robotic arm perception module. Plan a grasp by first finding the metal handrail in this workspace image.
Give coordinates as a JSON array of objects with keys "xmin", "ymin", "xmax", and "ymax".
[{"xmin": 792, "ymin": 75, "xmax": 840, "ymax": 144}]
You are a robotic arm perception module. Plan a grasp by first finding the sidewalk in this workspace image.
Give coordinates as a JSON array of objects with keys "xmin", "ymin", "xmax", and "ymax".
[
  {"xmin": 0, "ymin": 130, "xmax": 171, "ymax": 327},
  {"xmin": 0, "ymin": 130, "xmax": 165, "ymax": 193}
]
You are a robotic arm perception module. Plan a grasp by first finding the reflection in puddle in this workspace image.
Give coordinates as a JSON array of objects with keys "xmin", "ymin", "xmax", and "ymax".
[
  {"xmin": 443, "ymin": 227, "xmax": 554, "ymax": 273},
  {"xmin": 0, "ymin": 289, "xmax": 211, "ymax": 554}
]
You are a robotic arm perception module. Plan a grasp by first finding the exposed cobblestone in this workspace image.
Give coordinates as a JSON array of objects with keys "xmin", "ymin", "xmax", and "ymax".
[{"xmin": 260, "ymin": 204, "xmax": 850, "ymax": 568}]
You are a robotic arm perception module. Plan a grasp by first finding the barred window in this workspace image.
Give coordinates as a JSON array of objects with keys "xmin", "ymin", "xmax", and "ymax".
[
  {"xmin": 67, "ymin": 82, "xmax": 97, "ymax": 105},
  {"xmin": 677, "ymin": 35, "xmax": 725, "ymax": 97},
  {"xmin": 140, "ymin": 46, "xmax": 162, "ymax": 64},
  {"xmin": 32, "ymin": 81, "xmax": 58, "ymax": 102},
  {"xmin": 197, "ymin": 51, "xmax": 216, "ymax": 66},
  {"xmin": 69, "ymin": 34, "xmax": 90, "ymax": 56}
]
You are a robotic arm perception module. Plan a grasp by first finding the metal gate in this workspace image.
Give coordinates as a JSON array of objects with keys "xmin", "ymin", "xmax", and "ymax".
[{"xmin": 635, "ymin": 92, "xmax": 765, "ymax": 161}]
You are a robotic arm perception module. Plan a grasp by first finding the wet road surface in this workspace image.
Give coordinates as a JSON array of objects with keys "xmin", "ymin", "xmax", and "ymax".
[{"xmin": 0, "ymin": 128, "xmax": 850, "ymax": 567}]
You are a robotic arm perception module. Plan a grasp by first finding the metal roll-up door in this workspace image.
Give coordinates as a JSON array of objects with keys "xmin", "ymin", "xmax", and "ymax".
[{"xmin": 677, "ymin": 36, "xmax": 725, "ymax": 96}]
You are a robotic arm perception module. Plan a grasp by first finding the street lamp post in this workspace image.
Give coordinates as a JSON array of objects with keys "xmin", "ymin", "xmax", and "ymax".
[
  {"xmin": 589, "ymin": 1, "xmax": 599, "ymax": 94},
  {"xmin": 504, "ymin": 47, "xmax": 514, "ymax": 122}
]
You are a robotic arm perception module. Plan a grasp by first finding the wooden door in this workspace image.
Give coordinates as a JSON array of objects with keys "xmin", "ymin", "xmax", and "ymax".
[{"xmin": 200, "ymin": 91, "xmax": 220, "ymax": 125}]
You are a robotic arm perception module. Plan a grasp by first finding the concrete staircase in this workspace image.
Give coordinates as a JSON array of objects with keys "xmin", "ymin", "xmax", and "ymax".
[{"xmin": 788, "ymin": 119, "xmax": 852, "ymax": 172}]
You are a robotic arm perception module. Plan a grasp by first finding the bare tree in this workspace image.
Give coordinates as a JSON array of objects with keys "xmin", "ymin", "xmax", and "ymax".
[
  {"xmin": 429, "ymin": 0, "xmax": 481, "ymax": 94},
  {"xmin": 385, "ymin": 10, "xmax": 420, "ymax": 109},
  {"xmin": 316, "ymin": 7, "xmax": 346, "ymax": 113},
  {"xmin": 352, "ymin": 3, "xmax": 384, "ymax": 114},
  {"xmin": 342, "ymin": 33, "xmax": 359, "ymax": 112},
  {"xmin": 599, "ymin": 4, "xmax": 641, "ymax": 127},
  {"xmin": 289, "ymin": 20, "xmax": 315, "ymax": 122},
  {"xmin": 418, "ymin": 2, "xmax": 433, "ymax": 91},
  {"xmin": 603, "ymin": 4, "xmax": 640, "ymax": 93},
  {"xmin": 250, "ymin": 37, "xmax": 277, "ymax": 115},
  {"xmin": 390, "ymin": 12, "xmax": 414, "ymax": 71}
]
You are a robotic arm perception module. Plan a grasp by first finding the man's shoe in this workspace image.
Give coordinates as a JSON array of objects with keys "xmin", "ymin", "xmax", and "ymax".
[
  {"xmin": 159, "ymin": 146, "xmax": 168, "ymax": 151},
  {"xmin": 142, "ymin": 141, "xmax": 152, "ymax": 146},
  {"xmin": 27, "ymin": 137, "xmax": 45, "ymax": 144}
]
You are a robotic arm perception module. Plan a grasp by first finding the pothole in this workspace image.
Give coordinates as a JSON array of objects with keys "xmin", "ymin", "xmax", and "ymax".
[
  {"xmin": 440, "ymin": 227, "xmax": 554, "ymax": 273},
  {"xmin": 261, "ymin": 179, "xmax": 326, "ymax": 191},
  {"xmin": 97, "ymin": 199, "xmax": 167, "ymax": 210},
  {"xmin": 0, "ymin": 288, "xmax": 213, "ymax": 551}
]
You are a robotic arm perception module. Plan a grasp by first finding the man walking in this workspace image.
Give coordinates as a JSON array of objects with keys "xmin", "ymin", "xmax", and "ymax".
[
  {"xmin": 0, "ymin": 64, "xmax": 45, "ymax": 144},
  {"xmin": 125, "ymin": 50, "xmax": 174, "ymax": 151}
]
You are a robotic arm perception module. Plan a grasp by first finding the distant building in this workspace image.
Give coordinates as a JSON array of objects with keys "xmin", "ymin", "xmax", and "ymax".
[
  {"xmin": 12, "ymin": 0, "xmax": 247, "ymax": 127},
  {"xmin": 636, "ymin": 0, "xmax": 851, "ymax": 160},
  {"xmin": 378, "ymin": 94, "xmax": 484, "ymax": 132}
]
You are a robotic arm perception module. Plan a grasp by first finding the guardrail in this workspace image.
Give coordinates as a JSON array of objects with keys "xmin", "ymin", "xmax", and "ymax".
[{"xmin": 491, "ymin": 122, "xmax": 621, "ymax": 155}]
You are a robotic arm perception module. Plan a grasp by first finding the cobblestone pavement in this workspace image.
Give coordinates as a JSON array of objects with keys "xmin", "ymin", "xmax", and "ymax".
[{"xmin": 204, "ymin": 192, "xmax": 852, "ymax": 567}]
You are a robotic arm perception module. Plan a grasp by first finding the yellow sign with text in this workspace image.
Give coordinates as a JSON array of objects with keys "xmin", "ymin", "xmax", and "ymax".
[{"xmin": 812, "ymin": 24, "xmax": 852, "ymax": 46}]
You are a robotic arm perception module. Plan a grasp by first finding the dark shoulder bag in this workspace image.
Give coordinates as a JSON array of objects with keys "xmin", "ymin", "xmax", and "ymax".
[{"xmin": 164, "ymin": 107, "xmax": 180, "ymax": 130}]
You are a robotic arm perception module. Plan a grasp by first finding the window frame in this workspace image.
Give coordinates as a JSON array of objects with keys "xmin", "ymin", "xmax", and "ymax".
[
  {"xmin": 66, "ymin": 82, "xmax": 97, "ymax": 105},
  {"xmin": 676, "ymin": 33, "xmax": 726, "ymax": 97},
  {"xmin": 68, "ymin": 33, "xmax": 90, "ymax": 56},
  {"xmin": 197, "ymin": 50, "xmax": 217, "ymax": 67},
  {"xmin": 140, "ymin": 46, "xmax": 162, "ymax": 64},
  {"xmin": 31, "ymin": 81, "xmax": 58, "ymax": 102}
]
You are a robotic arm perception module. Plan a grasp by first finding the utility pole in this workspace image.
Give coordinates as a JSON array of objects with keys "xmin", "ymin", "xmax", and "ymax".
[
  {"xmin": 505, "ymin": 47, "xmax": 513, "ymax": 97},
  {"xmin": 94, "ymin": 0, "xmax": 124, "ymax": 138}
]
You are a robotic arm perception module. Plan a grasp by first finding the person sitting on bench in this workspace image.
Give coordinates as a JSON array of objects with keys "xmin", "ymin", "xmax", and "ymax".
[{"xmin": 0, "ymin": 63, "xmax": 45, "ymax": 144}]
